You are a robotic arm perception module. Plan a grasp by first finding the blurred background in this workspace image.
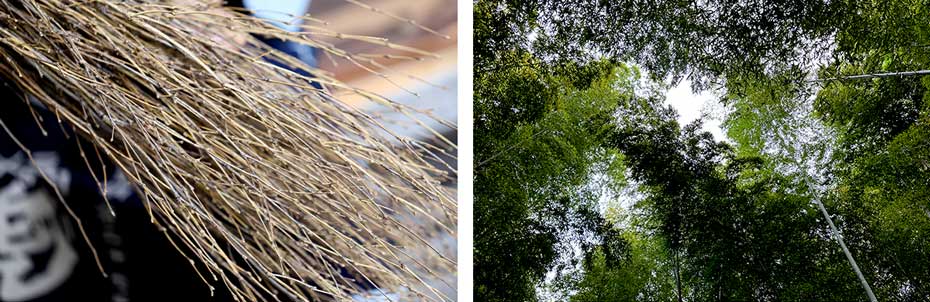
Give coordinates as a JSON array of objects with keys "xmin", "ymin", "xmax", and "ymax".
[
  {"xmin": 241, "ymin": 1, "xmax": 458, "ymax": 300},
  {"xmin": 243, "ymin": 0, "xmax": 457, "ymax": 140}
]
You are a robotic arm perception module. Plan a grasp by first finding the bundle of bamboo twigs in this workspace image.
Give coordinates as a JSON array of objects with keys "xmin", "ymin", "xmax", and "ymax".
[{"xmin": 0, "ymin": 0, "xmax": 456, "ymax": 301}]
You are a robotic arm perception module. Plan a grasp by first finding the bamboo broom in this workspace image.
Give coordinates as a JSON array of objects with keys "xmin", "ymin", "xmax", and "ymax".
[{"xmin": 0, "ymin": 0, "xmax": 456, "ymax": 301}]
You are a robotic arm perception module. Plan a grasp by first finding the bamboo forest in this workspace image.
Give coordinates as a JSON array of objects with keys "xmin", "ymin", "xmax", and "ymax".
[{"xmin": 474, "ymin": 0, "xmax": 930, "ymax": 301}]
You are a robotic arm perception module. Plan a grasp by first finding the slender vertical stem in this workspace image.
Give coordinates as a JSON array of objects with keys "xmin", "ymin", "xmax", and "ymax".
[
  {"xmin": 793, "ymin": 153, "xmax": 877, "ymax": 302},
  {"xmin": 813, "ymin": 199, "xmax": 878, "ymax": 302}
]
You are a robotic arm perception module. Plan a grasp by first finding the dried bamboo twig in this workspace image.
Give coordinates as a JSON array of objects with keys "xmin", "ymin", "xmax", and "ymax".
[{"xmin": 0, "ymin": 1, "xmax": 456, "ymax": 301}]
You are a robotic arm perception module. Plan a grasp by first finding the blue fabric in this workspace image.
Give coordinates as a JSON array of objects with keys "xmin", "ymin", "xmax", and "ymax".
[
  {"xmin": 240, "ymin": 0, "xmax": 320, "ymax": 84},
  {"xmin": 257, "ymin": 35, "xmax": 322, "ymax": 86}
]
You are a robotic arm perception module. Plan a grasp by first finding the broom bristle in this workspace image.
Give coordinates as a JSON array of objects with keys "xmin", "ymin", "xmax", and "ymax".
[{"xmin": 0, "ymin": 0, "xmax": 456, "ymax": 301}]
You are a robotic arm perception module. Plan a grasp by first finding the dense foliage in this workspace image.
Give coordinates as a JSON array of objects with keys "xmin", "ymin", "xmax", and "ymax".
[
  {"xmin": 474, "ymin": 60, "xmax": 627, "ymax": 300},
  {"xmin": 475, "ymin": 0, "xmax": 930, "ymax": 301}
]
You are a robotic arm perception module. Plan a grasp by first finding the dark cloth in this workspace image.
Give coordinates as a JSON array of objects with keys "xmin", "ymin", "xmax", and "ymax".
[{"xmin": 0, "ymin": 83, "xmax": 226, "ymax": 302}]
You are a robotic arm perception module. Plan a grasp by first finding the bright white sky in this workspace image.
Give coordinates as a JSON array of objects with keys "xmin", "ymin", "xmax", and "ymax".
[{"xmin": 664, "ymin": 80, "xmax": 727, "ymax": 141}]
